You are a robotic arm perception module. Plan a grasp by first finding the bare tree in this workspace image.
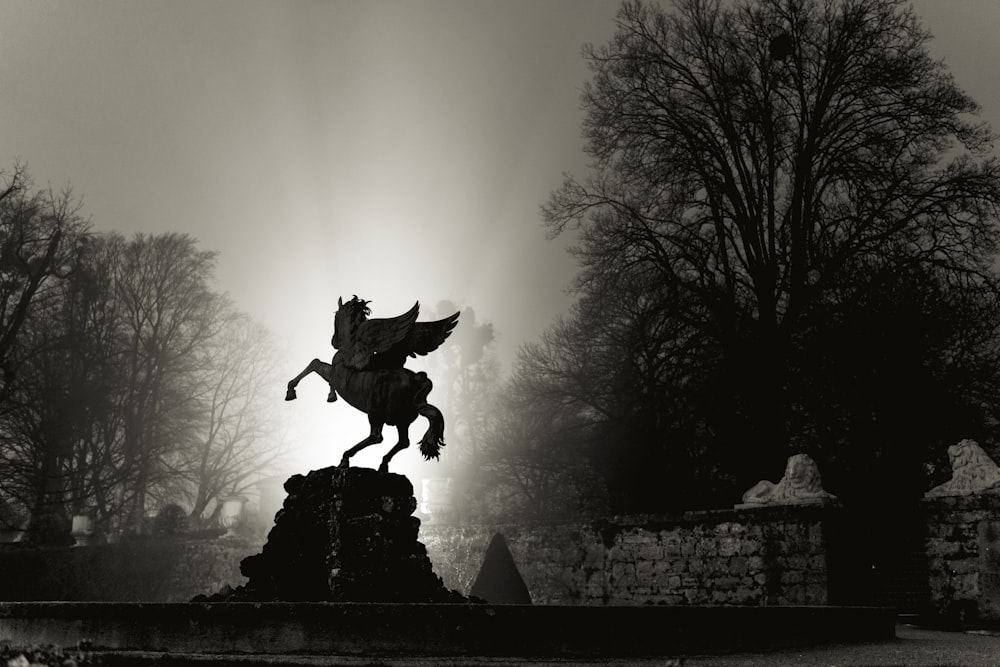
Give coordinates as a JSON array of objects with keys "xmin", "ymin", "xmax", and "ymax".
[
  {"xmin": 543, "ymin": 0, "xmax": 1000, "ymax": 493},
  {"xmin": 0, "ymin": 226, "xmax": 287, "ymax": 541},
  {"xmin": 0, "ymin": 165, "xmax": 90, "ymax": 543},
  {"xmin": 0, "ymin": 164, "xmax": 89, "ymax": 401},
  {"xmin": 182, "ymin": 312, "xmax": 286, "ymax": 524},
  {"xmin": 111, "ymin": 233, "xmax": 225, "ymax": 535}
]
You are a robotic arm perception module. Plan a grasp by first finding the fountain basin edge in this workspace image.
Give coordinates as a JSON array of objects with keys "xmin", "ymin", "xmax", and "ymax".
[{"xmin": 0, "ymin": 602, "xmax": 896, "ymax": 658}]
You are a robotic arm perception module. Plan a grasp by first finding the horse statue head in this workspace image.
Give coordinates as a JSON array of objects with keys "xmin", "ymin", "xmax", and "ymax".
[{"xmin": 333, "ymin": 295, "xmax": 371, "ymax": 350}]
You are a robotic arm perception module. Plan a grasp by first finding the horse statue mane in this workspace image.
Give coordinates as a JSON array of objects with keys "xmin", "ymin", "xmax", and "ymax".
[{"xmin": 335, "ymin": 295, "xmax": 460, "ymax": 372}]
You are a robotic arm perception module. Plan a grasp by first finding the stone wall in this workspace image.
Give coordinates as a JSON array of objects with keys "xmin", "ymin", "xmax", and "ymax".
[
  {"xmin": 421, "ymin": 504, "xmax": 832, "ymax": 606},
  {"xmin": 924, "ymin": 493, "xmax": 1000, "ymax": 624},
  {"xmin": 0, "ymin": 505, "xmax": 835, "ymax": 608},
  {"xmin": 0, "ymin": 538, "xmax": 254, "ymax": 602}
]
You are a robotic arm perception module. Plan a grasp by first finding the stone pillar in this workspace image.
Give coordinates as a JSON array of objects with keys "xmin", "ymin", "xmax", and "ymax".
[
  {"xmin": 218, "ymin": 496, "xmax": 247, "ymax": 539},
  {"xmin": 923, "ymin": 439, "xmax": 1000, "ymax": 624},
  {"xmin": 924, "ymin": 493, "xmax": 1000, "ymax": 624}
]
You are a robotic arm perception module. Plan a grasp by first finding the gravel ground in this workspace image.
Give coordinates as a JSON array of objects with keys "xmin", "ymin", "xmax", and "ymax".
[{"xmin": 685, "ymin": 624, "xmax": 1000, "ymax": 667}]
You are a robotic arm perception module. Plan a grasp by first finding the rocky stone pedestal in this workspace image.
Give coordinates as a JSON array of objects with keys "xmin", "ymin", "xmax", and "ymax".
[{"xmin": 218, "ymin": 466, "xmax": 464, "ymax": 602}]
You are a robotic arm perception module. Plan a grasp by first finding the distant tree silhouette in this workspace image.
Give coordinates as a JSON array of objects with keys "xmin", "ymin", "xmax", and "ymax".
[
  {"xmin": 181, "ymin": 312, "xmax": 286, "ymax": 525},
  {"xmin": 112, "ymin": 233, "xmax": 225, "ymax": 536},
  {"xmin": 539, "ymin": 0, "xmax": 1000, "ymax": 510},
  {"xmin": 0, "ymin": 229, "xmax": 282, "ymax": 542},
  {"xmin": 0, "ymin": 164, "xmax": 89, "ymax": 542},
  {"xmin": 0, "ymin": 164, "xmax": 89, "ymax": 403},
  {"xmin": 409, "ymin": 302, "xmax": 502, "ymax": 519}
]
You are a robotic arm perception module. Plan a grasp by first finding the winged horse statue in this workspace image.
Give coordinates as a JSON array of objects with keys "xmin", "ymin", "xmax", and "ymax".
[{"xmin": 285, "ymin": 296, "xmax": 460, "ymax": 472}]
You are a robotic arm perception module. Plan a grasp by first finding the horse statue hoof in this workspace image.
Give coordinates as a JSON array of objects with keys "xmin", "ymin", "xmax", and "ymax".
[
  {"xmin": 285, "ymin": 388, "xmax": 297, "ymax": 401},
  {"xmin": 327, "ymin": 391, "xmax": 338, "ymax": 403}
]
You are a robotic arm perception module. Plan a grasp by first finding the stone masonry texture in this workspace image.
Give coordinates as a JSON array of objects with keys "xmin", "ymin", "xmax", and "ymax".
[
  {"xmin": 421, "ymin": 505, "xmax": 832, "ymax": 606},
  {"xmin": 0, "ymin": 502, "xmax": 840, "ymax": 608},
  {"xmin": 924, "ymin": 493, "xmax": 1000, "ymax": 624}
]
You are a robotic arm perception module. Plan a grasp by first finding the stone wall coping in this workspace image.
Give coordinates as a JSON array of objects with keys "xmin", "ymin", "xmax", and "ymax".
[{"xmin": 420, "ymin": 504, "xmax": 840, "ymax": 537}]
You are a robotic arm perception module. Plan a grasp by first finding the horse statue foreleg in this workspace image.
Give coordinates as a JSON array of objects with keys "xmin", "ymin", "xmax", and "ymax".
[
  {"xmin": 285, "ymin": 358, "xmax": 337, "ymax": 402},
  {"xmin": 378, "ymin": 424, "xmax": 411, "ymax": 473},
  {"xmin": 339, "ymin": 415, "xmax": 385, "ymax": 468}
]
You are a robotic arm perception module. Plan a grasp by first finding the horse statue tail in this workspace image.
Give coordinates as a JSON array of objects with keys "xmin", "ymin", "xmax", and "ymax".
[{"xmin": 413, "ymin": 372, "xmax": 445, "ymax": 461}]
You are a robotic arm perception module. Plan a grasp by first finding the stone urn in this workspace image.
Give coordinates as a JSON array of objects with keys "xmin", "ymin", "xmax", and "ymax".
[
  {"xmin": 70, "ymin": 513, "xmax": 96, "ymax": 547},
  {"xmin": 218, "ymin": 496, "xmax": 247, "ymax": 538},
  {"xmin": 419, "ymin": 478, "xmax": 455, "ymax": 525}
]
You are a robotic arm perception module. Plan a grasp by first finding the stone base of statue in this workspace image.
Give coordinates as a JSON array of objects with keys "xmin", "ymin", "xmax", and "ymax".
[{"xmin": 204, "ymin": 466, "xmax": 465, "ymax": 602}]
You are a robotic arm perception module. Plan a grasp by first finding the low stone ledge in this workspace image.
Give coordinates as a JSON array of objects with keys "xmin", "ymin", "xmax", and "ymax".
[{"xmin": 0, "ymin": 602, "xmax": 895, "ymax": 658}]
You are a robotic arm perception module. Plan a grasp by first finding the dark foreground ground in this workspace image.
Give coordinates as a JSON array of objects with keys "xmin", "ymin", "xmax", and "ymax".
[
  {"xmin": 686, "ymin": 624, "xmax": 1000, "ymax": 667},
  {"xmin": 91, "ymin": 625, "xmax": 1000, "ymax": 667}
]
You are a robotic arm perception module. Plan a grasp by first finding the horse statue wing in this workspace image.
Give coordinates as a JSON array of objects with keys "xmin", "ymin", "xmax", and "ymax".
[
  {"xmin": 347, "ymin": 302, "xmax": 420, "ymax": 370},
  {"xmin": 406, "ymin": 311, "xmax": 460, "ymax": 358}
]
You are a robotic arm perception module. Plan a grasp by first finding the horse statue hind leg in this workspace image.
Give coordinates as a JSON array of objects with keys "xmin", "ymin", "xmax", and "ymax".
[
  {"xmin": 376, "ymin": 423, "xmax": 411, "ymax": 473},
  {"xmin": 412, "ymin": 372, "xmax": 445, "ymax": 462},
  {"xmin": 357, "ymin": 371, "xmax": 446, "ymax": 473},
  {"xmin": 338, "ymin": 413, "xmax": 386, "ymax": 469},
  {"xmin": 285, "ymin": 358, "xmax": 338, "ymax": 403}
]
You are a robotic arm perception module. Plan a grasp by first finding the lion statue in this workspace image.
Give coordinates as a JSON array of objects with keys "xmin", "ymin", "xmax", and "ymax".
[
  {"xmin": 925, "ymin": 439, "xmax": 1000, "ymax": 498},
  {"xmin": 740, "ymin": 453, "xmax": 837, "ymax": 506}
]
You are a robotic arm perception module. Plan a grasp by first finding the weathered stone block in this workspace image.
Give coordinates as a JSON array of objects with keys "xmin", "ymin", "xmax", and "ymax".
[
  {"xmin": 684, "ymin": 588, "xmax": 707, "ymax": 604},
  {"xmin": 718, "ymin": 537, "xmax": 740, "ymax": 557},
  {"xmin": 949, "ymin": 559, "xmax": 978, "ymax": 576},
  {"xmin": 638, "ymin": 544, "xmax": 663, "ymax": 561},
  {"xmin": 785, "ymin": 554, "xmax": 808, "ymax": 570},
  {"xmin": 805, "ymin": 583, "xmax": 827, "ymax": 604},
  {"xmin": 663, "ymin": 536, "xmax": 681, "ymax": 557},
  {"xmin": 808, "ymin": 555, "xmax": 826, "ymax": 571},
  {"xmin": 780, "ymin": 570, "xmax": 804, "ymax": 585},
  {"xmin": 583, "ymin": 543, "xmax": 605, "ymax": 569},
  {"xmin": 623, "ymin": 531, "xmax": 656, "ymax": 545},
  {"xmin": 610, "ymin": 562, "xmax": 636, "ymax": 589},
  {"xmin": 695, "ymin": 539, "xmax": 719, "ymax": 557},
  {"xmin": 954, "ymin": 573, "xmax": 980, "ymax": 599},
  {"xmin": 710, "ymin": 590, "xmax": 730, "ymax": 604}
]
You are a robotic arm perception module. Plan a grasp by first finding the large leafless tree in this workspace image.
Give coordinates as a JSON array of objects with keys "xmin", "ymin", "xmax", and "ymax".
[{"xmin": 542, "ymin": 0, "xmax": 1000, "ymax": 495}]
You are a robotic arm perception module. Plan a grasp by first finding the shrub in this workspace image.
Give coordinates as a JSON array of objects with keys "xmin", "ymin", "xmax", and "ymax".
[{"xmin": 152, "ymin": 504, "xmax": 189, "ymax": 536}]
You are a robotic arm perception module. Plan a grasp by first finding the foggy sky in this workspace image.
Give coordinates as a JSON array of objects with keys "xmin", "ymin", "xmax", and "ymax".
[{"xmin": 1, "ymin": 0, "xmax": 998, "ymax": 473}]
